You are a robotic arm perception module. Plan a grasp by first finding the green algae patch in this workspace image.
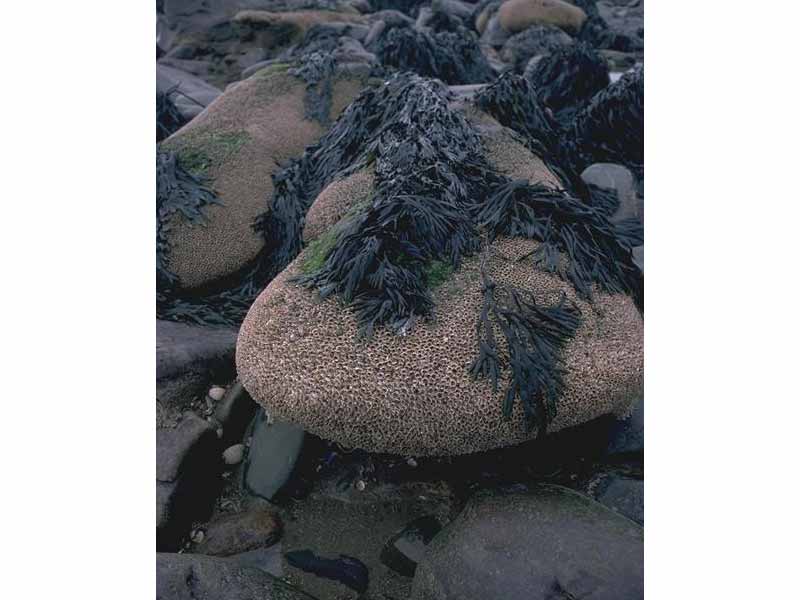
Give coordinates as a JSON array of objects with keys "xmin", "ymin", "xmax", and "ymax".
[
  {"xmin": 161, "ymin": 129, "xmax": 251, "ymax": 179},
  {"xmin": 301, "ymin": 228, "xmax": 340, "ymax": 275},
  {"xmin": 424, "ymin": 260, "xmax": 455, "ymax": 290}
]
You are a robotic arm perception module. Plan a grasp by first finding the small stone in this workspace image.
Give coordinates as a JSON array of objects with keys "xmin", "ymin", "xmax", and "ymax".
[
  {"xmin": 208, "ymin": 386, "xmax": 226, "ymax": 402},
  {"xmin": 190, "ymin": 529, "xmax": 205, "ymax": 544},
  {"xmin": 223, "ymin": 444, "xmax": 245, "ymax": 466},
  {"xmin": 195, "ymin": 505, "xmax": 282, "ymax": 556},
  {"xmin": 355, "ymin": 480, "xmax": 366, "ymax": 491},
  {"xmin": 216, "ymin": 428, "xmax": 224, "ymax": 439},
  {"xmin": 406, "ymin": 457, "xmax": 418, "ymax": 468},
  {"xmin": 244, "ymin": 411, "xmax": 304, "ymax": 500}
]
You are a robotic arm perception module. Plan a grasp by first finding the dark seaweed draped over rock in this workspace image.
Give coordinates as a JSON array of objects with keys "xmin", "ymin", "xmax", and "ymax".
[
  {"xmin": 572, "ymin": 66, "xmax": 644, "ymax": 178},
  {"xmin": 156, "ymin": 150, "xmax": 219, "ymax": 291},
  {"xmin": 157, "ymin": 88, "xmax": 187, "ymax": 141},
  {"xmin": 156, "ymin": 149, "xmax": 258, "ymax": 326},
  {"xmin": 375, "ymin": 26, "xmax": 495, "ymax": 85},
  {"xmin": 474, "ymin": 72, "xmax": 580, "ymax": 190},
  {"xmin": 266, "ymin": 73, "xmax": 506, "ymax": 332},
  {"xmin": 525, "ymin": 42, "xmax": 610, "ymax": 126},
  {"xmin": 263, "ymin": 72, "xmax": 641, "ymax": 430}
]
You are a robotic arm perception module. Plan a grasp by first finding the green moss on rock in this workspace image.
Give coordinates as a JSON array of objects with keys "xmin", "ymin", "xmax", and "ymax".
[{"xmin": 161, "ymin": 130, "xmax": 251, "ymax": 179}]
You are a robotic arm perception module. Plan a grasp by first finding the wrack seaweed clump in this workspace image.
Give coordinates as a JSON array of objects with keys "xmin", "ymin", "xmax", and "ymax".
[
  {"xmin": 375, "ymin": 27, "xmax": 495, "ymax": 85},
  {"xmin": 572, "ymin": 66, "xmax": 644, "ymax": 179},
  {"xmin": 272, "ymin": 72, "xmax": 641, "ymax": 432},
  {"xmin": 525, "ymin": 42, "xmax": 610, "ymax": 127},
  {"xmin": 284, "ymin": 73, "xmax": 506, "ymax": 334}
]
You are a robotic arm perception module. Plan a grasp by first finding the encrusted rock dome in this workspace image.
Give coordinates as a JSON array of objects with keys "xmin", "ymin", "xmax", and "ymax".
[
  {"xmin": 236, "ymin": 73, "xmax": 643, "ymax": 455},
  {"xmin": 159, "ymin": 61, "xmax": 369, "ymax": 291}
]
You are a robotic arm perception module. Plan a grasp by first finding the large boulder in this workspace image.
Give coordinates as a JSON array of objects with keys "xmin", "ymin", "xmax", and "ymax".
[
  {"xmin": 158, "ymin": 62, "xmax": 369, "ymax": 292},
  {"xmin": 236, "ymin": 74, "xmax": 642, "ymax": 456},
  {"xmin": 410, "ymin": 486, "xmax": 644, "ymax": 600},
  {"xmin": 497, "ymin": 0, "xmax": 587, "ymax": 35}
]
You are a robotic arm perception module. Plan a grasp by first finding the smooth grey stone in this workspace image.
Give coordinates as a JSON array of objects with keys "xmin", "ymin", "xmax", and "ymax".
[
  {"xmin": 245, "ymin": 412, "xmax": 305, "ymax": 500},
  {"xmin": 581, "ymin": 162, "xmax": 642, "ymax": 223},
  {"xmin": 432, "ymin": 0, "xmax": 474, "ymax": 21},
  {"xmin": 363, "ymin": 19, "xmax": 386, "ymax": 47},
  {"xmin": 411, "ymin": 485, "xmax": 643, "ymax": 600},
  {"xmin": 156, "ymin": 553, "xmax": 318, "ymax": 600}
]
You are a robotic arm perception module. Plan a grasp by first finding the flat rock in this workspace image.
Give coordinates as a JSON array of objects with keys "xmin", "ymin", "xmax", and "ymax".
[
  {"xmin": 156, "ymin": 320, "xmax": 238, "ymax": 415},
  {"xmin": 411, "ymin": 485, "xmax": 643, "ymax": 600},
  {"xmin": 244, "ymin": 412, "xmax": 305, "ymax": 500},
  {"xmin": 156, "ymin": 553, "xmax": 319, "ymax": 600},
  {"xmin": 157, "ymin": 64, "xmax": 222, "ymax": 121}
]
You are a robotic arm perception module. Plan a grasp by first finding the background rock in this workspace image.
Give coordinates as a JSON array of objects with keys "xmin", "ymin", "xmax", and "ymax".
[
  {"xmin": 411, "ymin": 485, "xmax": 644, "ymax": 600},
  {"xmin": 156, "ymin": 552, "xmax": 319, "ymax": 599}
]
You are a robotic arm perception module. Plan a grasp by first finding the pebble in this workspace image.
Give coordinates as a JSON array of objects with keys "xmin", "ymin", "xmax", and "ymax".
[
  {"xmin": 208, "ymin": 386, "xmax": 226, "ymax": 402},
  {"xmin": 190, "ymin": 529, "xmax": 205, "ymax": 544},
  {"xmin": 406, "ymin": 457, "xmax": 418, "ymax": 468},
  {"xmin": 223, "ymin": 444, "xmax": 245, "ymax": 466},
  {"xmin": 355, "ymin": 480, "xmax": 366, "ymax": 491}
]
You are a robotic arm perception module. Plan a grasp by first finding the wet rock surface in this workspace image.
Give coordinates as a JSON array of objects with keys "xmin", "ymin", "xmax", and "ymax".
[
  {"xmin": 156, "ymin": 553, "xmax": 319, "ymax": 600},
  {"xmin": 411, "ymin": 485, "xmax": 644, "ymax": 600}
]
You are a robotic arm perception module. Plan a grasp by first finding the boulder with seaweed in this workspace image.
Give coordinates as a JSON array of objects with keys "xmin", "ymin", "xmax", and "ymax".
[
  {"xmin": 157, "ymin": 54, "xmax": 372, "ymax": 326},
  {"xmin": 236, "ymin": 73, "xmax": 643, "ymax": 456}
]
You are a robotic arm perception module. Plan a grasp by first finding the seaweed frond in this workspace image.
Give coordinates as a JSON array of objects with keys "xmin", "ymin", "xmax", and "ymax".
[
  {"xmin": 470, "ymin": 260, "xmax": 581, "ymax": 434},
  {"xmin": 475, "ymin": 179, "xmax": 642, "ymax": 300}
]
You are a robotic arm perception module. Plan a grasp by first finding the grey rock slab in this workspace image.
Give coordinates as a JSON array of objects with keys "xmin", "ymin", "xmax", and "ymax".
[
  {"xmin": 411, "ymin": 485, "xmax": 643, "ymax": 600},
  {"xmin": 156, "ymin": 320, "xmax": 237, "ymax": 410},
  {"xmin": 244, "ymin": 412, "xmax": 305, "ymax": 500},
  {"xmin": 156, "ymin": 553, "xmax": 319, "ymax": 600}
]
